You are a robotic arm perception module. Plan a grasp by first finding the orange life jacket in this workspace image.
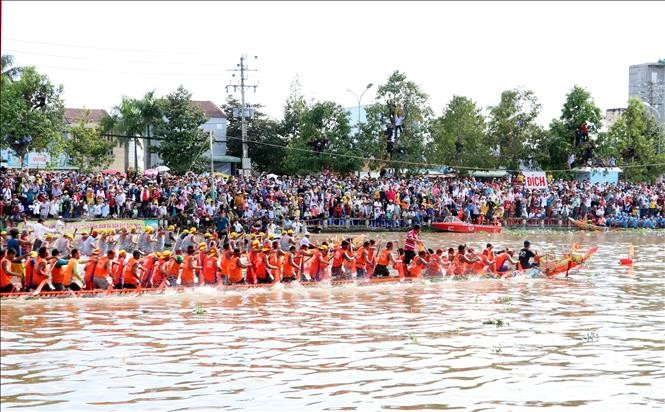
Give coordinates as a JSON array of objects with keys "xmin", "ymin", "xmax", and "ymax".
[
  {"xmin": 0, "ymin": 258, "xmax": 13, "ymax": 288},
  {"xmin": 51, "ymin": 260, "xmax": 64, "ymax": 284},
  {"xmin": 202, "ymin": 255, "xmax": 217, "ymax": 283},
  {"xmin": 123, "ymin": 258, "xmax": 139, "ymax": 285},
  {"xmin": 228, "ymin": 256, "xmax": 244, "ymax": 283},
  {"xmin": 181, "ymin": 255, "xmax": 195, "ymax": 284}
]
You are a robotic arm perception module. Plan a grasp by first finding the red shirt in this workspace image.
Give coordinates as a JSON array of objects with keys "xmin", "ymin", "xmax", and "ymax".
[{"xmin": 404, "ymin": 230, "xmax": 419, "ymax": 251}]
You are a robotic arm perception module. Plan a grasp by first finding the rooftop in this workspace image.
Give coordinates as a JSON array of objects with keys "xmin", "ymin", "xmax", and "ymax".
[
  {"xmin": 64, "ymin": 108, "xmax": 108, "ymax": 124},
  {"xmin": 191, "ymin": 101, "xmax": 226, "ymax": 119}
]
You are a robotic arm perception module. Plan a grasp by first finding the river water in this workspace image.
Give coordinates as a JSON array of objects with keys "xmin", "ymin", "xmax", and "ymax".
[{"xmin": 1, "ymin": 231, "xmax": 663, "ymax": 411}]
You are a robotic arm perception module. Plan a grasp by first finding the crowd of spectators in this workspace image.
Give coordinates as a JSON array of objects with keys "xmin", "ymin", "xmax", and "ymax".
[{"xmin": 1, "ymin": 168, "xmax": 664, "ymax": 231}]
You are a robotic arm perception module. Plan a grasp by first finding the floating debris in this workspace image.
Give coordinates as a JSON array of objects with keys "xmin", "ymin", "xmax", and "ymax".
[{"xmin": 482, "ymin": 318, "xmax": 508, "ymax": 327}]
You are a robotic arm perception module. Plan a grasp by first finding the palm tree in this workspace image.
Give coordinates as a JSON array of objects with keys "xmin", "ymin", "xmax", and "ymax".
[
  {"xmin": 100, "ymin": 97, "xmax": 144, "ymax": 171},
  {"xmin": 137, "ymin": 91, "xmax": 162, "ymax": 169},
  {"xmin": 1, "ymin": 55, "xmax": 24, "ymax": 81}
]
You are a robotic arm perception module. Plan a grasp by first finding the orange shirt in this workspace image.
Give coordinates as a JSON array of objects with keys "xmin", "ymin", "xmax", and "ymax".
[
  {"xmin": 51, "ymin": 260, "xmax": 64, "ymax": 284},
  {"xmin": 228, "ymin": 256, "xmax": 244, "ymax": 284},
  {"xmin": 0, "ymin": 258, "xmax": 12, "ymax": 288},
  {"xmin": 112, "ymin": 257, "xmax": 125, "ymax": 285},
  {"xmin": 452, "ymin": 253, "xmax": 466, "ymax": 276},
  {"xmin": 268, "ymin": 252, "xmax": 281, "ymax": 281},
  {"xmin": 181, "ymin": 255, "xmax": 195, "ymax": 284},
  {"xmin": 123, "ymin": 258, "xmax": 139, "ymax": 285},
  {"xmin": 254, "ymin": 252, "xmax": 267, "ymax": 279},
  {"xmin": 282, "ymin": 252, "xmax": 295, "ymax": 277},
  {"xmin": 377, "ymin": 249, "xmax": 391, "ymax": 266},
  {"xmin": 33, "ymin": 258, "xmax": 48, "ymax": 285},
  {"xmin": 494, "ymin": 253, "xmax": 511, "ymax": 273},
  {"xmin": 332, "ymin": 249, "xmax": 344, "ymax": 268},
  {"xmin": 63, "ymin": 259, "xmax": 78, "ymax": 286},
  {"xmin": 94, "ymin": 257, "xmax": 110, "ymax": 278},
  {"xmin": 309, "ymin": 251, "xmax": 322, "ymax": 277},
  {"xmin": 202, "ymin": 255, "xmax": 217, "ymax": 283},
  {"xmin": 84, "ymin": 259, "xmax": 97, "ymax": 289},
  {"xmin": 355, "ymin": 247, "xmax": 367, "ymax": 270}
]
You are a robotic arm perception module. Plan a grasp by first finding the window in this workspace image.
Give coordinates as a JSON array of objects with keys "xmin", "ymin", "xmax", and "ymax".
[{"xmin": 652, "ymin": 72, "xmax": 658, "ymax": 83}]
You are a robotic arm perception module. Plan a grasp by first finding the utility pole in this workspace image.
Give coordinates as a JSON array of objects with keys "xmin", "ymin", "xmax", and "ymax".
[{"xmin": 226, "ymin": 55, "xmax": 258, "ymax": 177}]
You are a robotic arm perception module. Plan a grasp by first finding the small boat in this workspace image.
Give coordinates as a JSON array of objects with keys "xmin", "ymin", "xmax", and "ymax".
[
  {"xmin": 431, "ymin": 216, "xmax": 502, "ymax": 234},
  {"xmin": 568, "ymin": 217, "xmax": 623, "ymax": 232}
]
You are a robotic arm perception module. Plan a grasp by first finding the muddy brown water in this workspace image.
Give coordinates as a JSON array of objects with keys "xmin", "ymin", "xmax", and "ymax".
[{"xmin": 1, "ymin": 231, "xmax": 663, "ymax": 411}]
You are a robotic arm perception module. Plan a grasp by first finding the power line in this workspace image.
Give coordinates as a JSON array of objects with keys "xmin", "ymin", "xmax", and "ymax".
[
  {"xmin": 223, "ymin": 135, "xmax": 665, "ymax": 173},
  {"xmin": 19, "ymin": 63, "xmax": 222, "ymax": 78},
  {"xmin": 5, "ymin": 49, "xmax": 227, "ymax": 67},
  {"xmin": 5, "ymin": 38, "xmax": 210, "ymax": 55}
]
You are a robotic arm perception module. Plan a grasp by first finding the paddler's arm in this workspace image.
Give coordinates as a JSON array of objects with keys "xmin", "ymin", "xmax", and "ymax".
[{"xmin": 3, "ymin": 259, "xmax": 22, "ymax": 278}]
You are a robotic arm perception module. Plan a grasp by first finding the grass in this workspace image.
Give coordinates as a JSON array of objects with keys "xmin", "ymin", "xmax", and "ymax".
[
  {"xmin": 193, "ymin": 305, "xmax": 207, "ymax": 315},
  {"xmin": 482, "ymin": 318, "xmax": 508, "ymax": 328},
  {"xmin": 496, "ymin": 296, "xmax": 513, "ymax": 304}
]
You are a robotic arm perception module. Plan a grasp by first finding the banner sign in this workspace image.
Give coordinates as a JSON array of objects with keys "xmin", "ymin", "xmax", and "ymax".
[
  {"xmin": 523, "ymin": 171, "xmax": 548, "ymax": 189},
  {"xmin": 18, "ymin": 219, "xmax": 150, "ymax": 232}
]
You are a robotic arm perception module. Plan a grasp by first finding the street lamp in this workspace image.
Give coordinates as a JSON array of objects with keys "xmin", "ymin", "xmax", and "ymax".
[{"xmin": 346, "ymin": 83, "xmax": 373, "ymax": 131}]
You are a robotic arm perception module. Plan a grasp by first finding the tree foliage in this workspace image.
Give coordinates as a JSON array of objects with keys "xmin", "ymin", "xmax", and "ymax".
[
  {"xmin": 542, "ymin": 85, "xmax": 603, "ymax": 170},
  {"xmin": 65, "ymin": 117, "xmax": 115, "ymax": 173},
  {"xmin": 602, "ymin": 97, "xmax": 665, "ymax": 182},
  {"xmin": 153, "ymin": 86, "xmax": 209, "ymax": 175},
  {"xmin": 361, "ymin": 71, "xmax": 433, "ymax": 171},
  {"xmin": 429, "ymin": 95, "xmax": 491, "ymax": 169},
  {"xmin": 283, "ymin": 100, "xmax": 358, "ymax": 175},
  {"xmin": 486, "ymin": 88, "xmax": 543, "ymax": 170},
  {"xmin": 0, "ymin": 66, "xmax": 66, "ymax": 166}
]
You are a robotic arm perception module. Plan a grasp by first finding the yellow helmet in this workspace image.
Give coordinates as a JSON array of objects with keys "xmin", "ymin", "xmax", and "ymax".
[
  {"xmin": 63, "ymin": 233, "xmax": 73, "ymax": 239},
  {"xmin": 190, "ymin": 227, "xmax": 197, "ymax": 233},
  {"xmin": 167, "ymin": 225, "xmax": 175, "ymax": 231},
  {"xmin": 182, "ymin": 229, "xmax": 190, "ymax": 235},
  {"xmin": 99, "ymin": 229, "xmax": 107, "ymax": 235},
  {"xmin": 108, "ymin": 229, "xmax": 115, "ymax": 235},
  {"xmin": 204, "ymin": 233, "xmax": 212, "ymax": 238},
  {"xmin": 162, "ymin": 251, "xmax": 171, "ymax": 257},
  {"xmin": 229, "ymin": 232, "xmax": 237, "ymax": 239},
  {"xmin": 119, "ymin": 250, "xmax": 127, "ymax": 256}
]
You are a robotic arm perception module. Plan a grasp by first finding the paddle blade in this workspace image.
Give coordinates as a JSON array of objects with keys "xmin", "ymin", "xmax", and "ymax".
[
  {"xmin": 619, "ymin": 258, "xmax": 633, "ymax": 266},
  {"xmin": 628, "ymin": 243, "xmax": 634, "ymax": 258}
]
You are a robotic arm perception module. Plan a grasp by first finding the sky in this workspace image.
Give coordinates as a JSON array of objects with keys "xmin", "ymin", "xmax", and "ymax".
[{"xmin": 2, "ymin": 1, "xmax": 664, "ymax": 126}]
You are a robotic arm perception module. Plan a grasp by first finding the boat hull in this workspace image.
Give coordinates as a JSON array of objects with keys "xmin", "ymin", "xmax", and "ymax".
[{"xmin": 431, "ymin": 222, "xmax": 502, "ymax": 233}]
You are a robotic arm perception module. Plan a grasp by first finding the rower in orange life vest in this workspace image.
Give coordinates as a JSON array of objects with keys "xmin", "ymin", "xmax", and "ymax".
[
  {"xmin": 366, "ymin": 239, "xmax": 378, "ymax": 275},
  {"xmin": 295, "ymin": 244, "xmax": 316, "ymax": 281},
  {"xmin": 50, "ymin": 249, "xmax": 72, "ymax": 291},
  {"xmin": 426, "ymin": 249, "xmax": 445, "ymax": 277},
  {"xmin": 181, "ymin": 246, "xmax": 202, "ymax": 287},
  {"xmin": 245, "ymin": 240, "xmax": 260, "ymax": 284},
  {"xmin": 331, "ymin": 240, "xmax": 355, "ymax": 280},
  {"xmin": 201, "ymin": 247, "xmax": 220, "ymax": 285},
  {"xmin": 1, "ymin": 248, "xmax": 24, "ymax": 293},
  {"xmin": 253, "ymin": 246, "xmax": 272, "ymax": 284},
  {"xmin": 374, "ymin": 242, "xmax": 396, "ymax": 277},
  {"xmin": 111, "ymin": 250, "xmax": 127, "ymax": 289},
  {"xmin": 93, "ymin": 250, "xmax": 115, "ymax": 290},
  {"xmin": 309, "ymin": 245, "xmax": 330, "ymax": 282},
  {"xmin": 355, "ymin": 241, "xmax": 371, "ymax": 279},
  {"xmin": 451, "ymin": 244, "xmax": 480, "ymax": 276},
  {"xmin": 480, "ymin": 244, "xmax": 496, "ymax": 272},
  {"xmin": 268, "ymin": 241, "xmax": 283, "ymax": 283},
  {"xmin": 407, "ymin": 250, "xmax": 428, "ymax": 278},
  {"xmin": 62, "ymin": 248, "xmax": 84, "ymax": 291},
  {"xmin": 228, "ymin": 248, "xmax": 250, "ymax": 285},
  {"xmin": 33, "ymin": 247, "xmax": 53, "ymax": 291},
  {"xmin": 166, "ymin": 251, "xmax": 183, "ymax": 286},
  {"xmin": 84, "ymin": 249, "xmax": 101, "ymax": 290},
  {"xmin": 493, "ymin": 248, "xmax": 519, "ymax": 276},
  {"xmin": 281, "ymin": 246, "xmax": 298, "ymax": 283},
  {"xmin": 122, "ymin": 250, "xmax": 144, "ymax": 289}
]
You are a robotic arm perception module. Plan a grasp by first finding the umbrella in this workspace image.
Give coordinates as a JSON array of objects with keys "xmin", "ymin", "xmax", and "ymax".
[
  {"xmin": 144, "ymin": 169, "xmax": 158, "ymax": 177},
  {"xmin": 155, "ymin": 165, "xmax": 170, "ymax": 172}
]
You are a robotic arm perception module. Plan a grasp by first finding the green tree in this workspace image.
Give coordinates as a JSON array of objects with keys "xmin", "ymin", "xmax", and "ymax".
[
  {"xmin": 65, "ymin": 116, "xmax": 115, "ymax": 173},
  {"xmin": 429, "ymin": 95, "xmax": 491, "ymax": 169},
  {"xmin": 1, "ymin": 54, "xmax": 24, "ymax": 81},
  {"xmin": 603, "ymin": 97, "xmax": 665, "ymax": 182},
  {"xmin": 100, "ymin": 96, "xmax": 144, "ymax": 171},
  {"xmin": 137, "ymin": 91, "xmax": 162, "ymax": 169},
  {"xmin": 361, "ymin": 71, "xmax": 433, "ymax": 172},
  {"xmin": 154, "ymin": 86, "xmax": 208, "ymax": 175},
  {"xmin": 542, "ymin": 85, "xmax": 603, "ymax": 170},
  {"xmin": 283, "ymin": 101, "xmax": 358, "ymax": 174},
  {"xmin": 0, "ymin": 66, "xmax": 65, "ymax": 167},
  {"xmin": 486, "ymin": 88, "xmax": 543, "ymax": 170},
  {"xmin": 221, "ymin": 96, "xmax": 287, "ymax": 173}
]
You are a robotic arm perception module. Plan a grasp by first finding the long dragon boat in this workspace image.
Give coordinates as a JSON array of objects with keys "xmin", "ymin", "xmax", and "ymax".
[
  {"xmin": 0, "ymin": 248, "xmax": 597, "ymax": 300},
  {"xmin": 568, "ymin": 217, "xmax": 624, "ymax": 232}
]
